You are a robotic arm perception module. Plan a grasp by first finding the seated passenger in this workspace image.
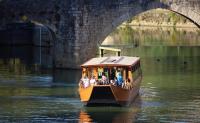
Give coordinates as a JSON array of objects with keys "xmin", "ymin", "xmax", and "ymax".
[
  {"xmin": 101, "ymin": 72, "xmax": 108, "ymax": 85},
  {"xmin": 110, "ymin": 77, "xmax": 118, "ymax": 86},
  {"xmin": 81, "ymin": 75, "xmax": 90, "ymax": 88},
  {"xmin": 79, "ymin": 80, "xmax": 84, "ymax": 88},
  {"xmin": 117, "ymin": 72, "xmax": 123, "ymax": 86},
  {"xmin": 110, "ymin": 80, "xmax": 116, "ymax": 85},
  {"xmin": 90, "ymin": 76, "xmax": 96, "ymax": 85},
  {"xmin": 123, "ymin": 78, "xmax": 131, "ymax": 89},
  {"xmin": 114, "ymin": 77, "xmax": 118, "ymax": 83}
]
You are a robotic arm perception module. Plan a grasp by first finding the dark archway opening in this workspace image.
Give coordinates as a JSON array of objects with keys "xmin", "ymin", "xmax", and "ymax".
[{"xmin": 0, "ymin": 21, "xmax": 56, "ymax": 70}]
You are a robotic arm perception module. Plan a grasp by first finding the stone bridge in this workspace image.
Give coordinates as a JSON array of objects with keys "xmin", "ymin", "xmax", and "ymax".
[{"xmin": 0, "ymin": 0, "xmax": 200, "ymax": 68}]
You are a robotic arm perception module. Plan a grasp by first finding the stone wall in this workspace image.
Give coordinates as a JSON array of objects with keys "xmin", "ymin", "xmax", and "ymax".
[{"xmin": 0, "ymin": 0, "xmax": 200, "ymax": 68}]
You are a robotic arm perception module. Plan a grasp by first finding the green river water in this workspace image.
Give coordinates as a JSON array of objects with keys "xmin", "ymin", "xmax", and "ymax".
[{"xmin": 0, "ymin": 26, "xmax": 200, "ymax": 123}]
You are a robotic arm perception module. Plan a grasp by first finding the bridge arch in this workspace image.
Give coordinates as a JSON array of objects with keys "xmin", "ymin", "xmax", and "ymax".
[{"xmin": 97, "ymin": 2, "xmax": 200, "ymax": 46}]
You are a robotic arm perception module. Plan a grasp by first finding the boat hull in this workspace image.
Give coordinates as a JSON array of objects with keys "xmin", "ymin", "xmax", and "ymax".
[{"xmin": 79, "ymin": 76, "xmax": 142, "ymax": 106}]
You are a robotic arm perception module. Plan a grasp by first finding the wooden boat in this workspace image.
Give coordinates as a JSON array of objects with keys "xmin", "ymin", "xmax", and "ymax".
[{"xmin": 78, "ymin": 56, "xmax": 142, "ymax": 106}]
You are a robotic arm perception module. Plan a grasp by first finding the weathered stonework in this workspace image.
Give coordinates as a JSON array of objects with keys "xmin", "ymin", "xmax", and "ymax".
[{"xmin": 0, "ymin": 0, "xmax": 200, "ymax": 68}]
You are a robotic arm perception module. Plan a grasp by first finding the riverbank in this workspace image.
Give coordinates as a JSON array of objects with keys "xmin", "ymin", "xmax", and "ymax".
[
  {"xmin": 124, "ymin": 21, "xmax": 197, "ymax": 28},
  {"xmin": 119, "ymin": 24, "xmax": 199, "ymax": 33},
  {"xmin": 103, "ymin": 24, "xmax": 200, "ymax": 46}
]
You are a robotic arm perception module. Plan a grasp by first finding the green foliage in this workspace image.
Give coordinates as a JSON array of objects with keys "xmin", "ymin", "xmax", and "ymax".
[{"xmin": 119, "ymin": 26, "xmax": 134, "ymax": 43}]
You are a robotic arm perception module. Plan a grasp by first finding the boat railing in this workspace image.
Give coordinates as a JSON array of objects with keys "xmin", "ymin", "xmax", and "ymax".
[
  {"xmin": 79, "ymin": 77, "xmax": 139, "ymax": 90},
  {"xmin": 99, "ymin": 46, "xmax": 121, "ymax": 57}
]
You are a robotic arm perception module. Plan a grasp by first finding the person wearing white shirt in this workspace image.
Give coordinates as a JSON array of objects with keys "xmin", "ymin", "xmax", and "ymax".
[
  {"xmin": 90, "ymin": 76, "xmax": 96, "ymax": 85},
  {"xmin": 82, "ymin": 75, "xmax": 90, "ymax": 88}
]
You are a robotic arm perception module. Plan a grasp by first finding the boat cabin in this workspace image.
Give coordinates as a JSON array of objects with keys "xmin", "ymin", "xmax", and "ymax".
[{"xmin": 80, "ymin": 56, "xmax": 142, "ymax": 89}]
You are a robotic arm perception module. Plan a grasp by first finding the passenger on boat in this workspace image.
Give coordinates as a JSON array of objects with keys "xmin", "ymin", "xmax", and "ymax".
[
  {"xmin": 117, "ymin": 72, "xmax": 123, "ymax": 86},
  {"xmin": 90, "ymin": 76, "xmax": 96, "ymax": 85},
  {"xmin": 110, "ymin": 76, "xmax": 118, "ymax": 86},
  {"xmin": 79, "ymin": 80, "xmax": 84, "ymax": 88},
  {"xmin": 123, "ymin": 78, "xmax": 131, "ymax": 89},
  {"xmin": 110, "ymin": 80, "xmax": 115, "ymax": 85},
  {"xmin": 110, "ymin": 68, "xmax": 116, "ymax": 80},
  {"xmin": 98, "ymin": 67, "xmax": 103, "ymax": 79},
  {"xmin": 81, "ymin": 75, "xmax": 90, "ymax": 88},
  {"xmin": 101, "ymin": 72, "xmax": 108, "ymax": 85}
]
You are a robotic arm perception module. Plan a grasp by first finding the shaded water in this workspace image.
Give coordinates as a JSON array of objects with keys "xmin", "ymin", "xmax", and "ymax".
[{"xmin": 1, "ymin": 27, "xmax": 200, "ymax": 122}]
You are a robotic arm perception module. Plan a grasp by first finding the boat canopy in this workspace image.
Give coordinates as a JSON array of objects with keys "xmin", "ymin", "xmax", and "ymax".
[{"xmin": 81, "ymin": 56, "xmax": 140, "ymax": 67}]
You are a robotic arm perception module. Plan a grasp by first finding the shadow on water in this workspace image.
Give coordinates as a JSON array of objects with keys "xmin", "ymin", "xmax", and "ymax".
[
  {"xmin": 0, "ymin": 57, "xmax": 83, "ymax": 122},
  {"xmin": 79, "ymin": 96, "xmax": 142, "ymax": 123}
]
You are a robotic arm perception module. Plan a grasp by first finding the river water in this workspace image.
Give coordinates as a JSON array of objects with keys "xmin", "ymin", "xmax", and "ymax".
[{"xmin": 0, "ymin": 26, "xmax": 200, "ymax": 123}]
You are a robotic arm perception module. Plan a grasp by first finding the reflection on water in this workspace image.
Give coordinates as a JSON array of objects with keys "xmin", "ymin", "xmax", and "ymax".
[
  {"xmin": 79, "ymin": 96, "xmax": 141, "ymax": 123},
  {"xmin": 102, "ymin": 26, "xmax": 200, "ymax": 122},
  {"xmin": 0, "ymin": 26, "xmax": 200, "ymax": 122},
  {"xmin": 103, "ymin": 26, "xmax": 200, "ymax": 46},
  {"xmin": 0, "ymin": 46, "xmax": 53, "ymax": 68},
  {"xmin": 0, "ymin": 59, "xmax": 82, "ymax": 122}
]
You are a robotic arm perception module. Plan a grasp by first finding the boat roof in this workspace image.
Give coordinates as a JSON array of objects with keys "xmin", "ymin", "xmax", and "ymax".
[{"xmin": 81, "ymin": 56, "xmax": 140, "ymax": 67}]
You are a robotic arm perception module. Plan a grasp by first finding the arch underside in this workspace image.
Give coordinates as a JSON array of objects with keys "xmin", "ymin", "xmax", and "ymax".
[{"xmin": 98, "ymin": 2, "xmax": 200, "ymax": 45}]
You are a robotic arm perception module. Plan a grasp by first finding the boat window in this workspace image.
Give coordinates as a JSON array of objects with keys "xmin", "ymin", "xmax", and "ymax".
[
  {"xmin": 87, "ymin": 68, "xmax": 92, "ymax": 78},
  {"xmin": 86, "ymin": 67, "xmax": 98, "ymax": 79},
  {"xmin": 132, "ymin": 62, "xmax": 141, "ymax": 72},
  {"xmin": 132, "ymin": 62, "xmax": 142, "ymax": 79},
  {"xmin": 110, "ymin": 68, "xmax": 116, "ymax": 80},
  {"xmin": 82, "ymin": 68, "xmax": 87, "ymax": 78},
  {"xmin": 97, "ymin": 67, "xmax": 103, "ymax": 79},
  {"xmin": 92, "ymin": 68, "xmax": 98, "ymax": 79},
  {"xmin": 104, "ymin": 68, "xmax": 109, "ymax": 79}
]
